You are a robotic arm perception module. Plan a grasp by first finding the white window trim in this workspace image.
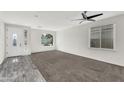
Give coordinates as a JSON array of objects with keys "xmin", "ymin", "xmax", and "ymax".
[{"xmin": 88, "ymin": 24, "xmax": 116, "ymax": 51}]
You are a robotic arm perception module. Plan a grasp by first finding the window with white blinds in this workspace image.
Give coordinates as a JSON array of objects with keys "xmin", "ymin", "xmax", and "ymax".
[{"xmin": 90, "ymin": 24, "xmax": 115, "ymax": 50}]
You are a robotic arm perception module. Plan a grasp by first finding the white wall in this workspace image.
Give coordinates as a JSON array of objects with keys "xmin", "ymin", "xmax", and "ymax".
[
  {"xmin": 31, "ymin": 29, "xmax": 56, "ymax": 53},
  {"xmin": 0, "ymin": 21, "xmax": 5, "ymax": 64},
  {"xmin": 57, "ymin": 14, "xmax": 124, "ymax": 66}
]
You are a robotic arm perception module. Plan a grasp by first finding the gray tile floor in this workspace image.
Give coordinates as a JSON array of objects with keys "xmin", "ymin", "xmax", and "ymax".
[
  {"xmin": 31, "ymin": 50, "xmax": 124, "ymax": 82},
  {"xmin": 0, "ymin": 56, "xmax": 45, "ymax": 82}
]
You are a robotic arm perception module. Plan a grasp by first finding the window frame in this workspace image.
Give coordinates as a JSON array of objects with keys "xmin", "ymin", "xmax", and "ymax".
[
  {"xmin": 89, "ymin": 24, "xmax": 116, "ymax": 51},
  {"xmin": 41, "ymin": 33, "xmax": 54, "ymax": 47}
]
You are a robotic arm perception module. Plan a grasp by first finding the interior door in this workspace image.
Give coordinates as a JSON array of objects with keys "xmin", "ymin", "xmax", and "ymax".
[{"xmin": 6, "ymin": 25, "xmax": 25, "ymax": 57}]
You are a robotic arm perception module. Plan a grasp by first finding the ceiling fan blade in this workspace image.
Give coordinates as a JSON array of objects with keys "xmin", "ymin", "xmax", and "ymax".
[
  {"xmin": 72, "ymin": 19, "xmax": 83, "ymax": 21},
  {"xmin": 87, "ymin": 19, "xmax": 95, "ymax": 21},
  {"xmin": 87, "ymin": 13, "xmax": 103, "ymax": 19},
  {"xmin": 79, "ymin": 21, "xmax": 84, "ymax": 24}
]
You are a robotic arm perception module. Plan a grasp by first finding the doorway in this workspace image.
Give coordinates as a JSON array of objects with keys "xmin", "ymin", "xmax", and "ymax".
[{"xmin": 5, "ymin": 24, "xmax": 31, "ymax": 57}]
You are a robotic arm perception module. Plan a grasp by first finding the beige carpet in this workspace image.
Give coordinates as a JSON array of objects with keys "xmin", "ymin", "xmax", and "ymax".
[{"xmin": 31, "ymin": 50, "xmax": 124, "ymax": 82}]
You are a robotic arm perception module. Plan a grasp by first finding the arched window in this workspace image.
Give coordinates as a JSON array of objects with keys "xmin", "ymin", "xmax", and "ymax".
[{"xmin": 41, "ymin": 34, "xmax": 53, "ymax": 46}]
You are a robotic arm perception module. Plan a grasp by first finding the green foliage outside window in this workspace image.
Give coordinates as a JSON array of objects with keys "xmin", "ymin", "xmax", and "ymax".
[{"xmin": 41, "ymin": 34, "xmax": 53, "ymax": 46}]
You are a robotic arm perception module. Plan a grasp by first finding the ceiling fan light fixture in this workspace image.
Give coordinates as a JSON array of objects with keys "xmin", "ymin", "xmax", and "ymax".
[{"xmin": 72, "ymin": 11, "xmax": 103, "ymax": 24}]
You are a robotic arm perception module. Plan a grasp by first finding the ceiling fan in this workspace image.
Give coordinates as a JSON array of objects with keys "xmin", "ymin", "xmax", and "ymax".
[{"xmin": 72, "ymin": 11, "xmax": 103, "ymax": 24}]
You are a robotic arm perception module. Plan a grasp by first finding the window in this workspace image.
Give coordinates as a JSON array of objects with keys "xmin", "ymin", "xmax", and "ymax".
[
  {"xmin": 24, "ymin": 29, "xmax": 28, "ymax": 46},
  {"xmin": 90, "ymin": 24, "xmax": 115, "ymax": 50},
  {"xmin": 12, "ymin": 33, "xmax": 17, "ymax": 46},
  {"xmin": 24, "ymin": 30, "xmax": 28, "ymax": 39},
  {"xmin": 41, "ymin": 34, "xmax": 53, "ymax": 46},
  {"xmin": 90, "ymin": 27, "xmax": 101, "ymax": 48}
]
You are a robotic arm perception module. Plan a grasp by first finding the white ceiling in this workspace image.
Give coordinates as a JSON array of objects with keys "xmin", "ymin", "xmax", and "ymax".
[{"xmin": 0, "ymin": 11, "xmax": 124, "ymax": 31}]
